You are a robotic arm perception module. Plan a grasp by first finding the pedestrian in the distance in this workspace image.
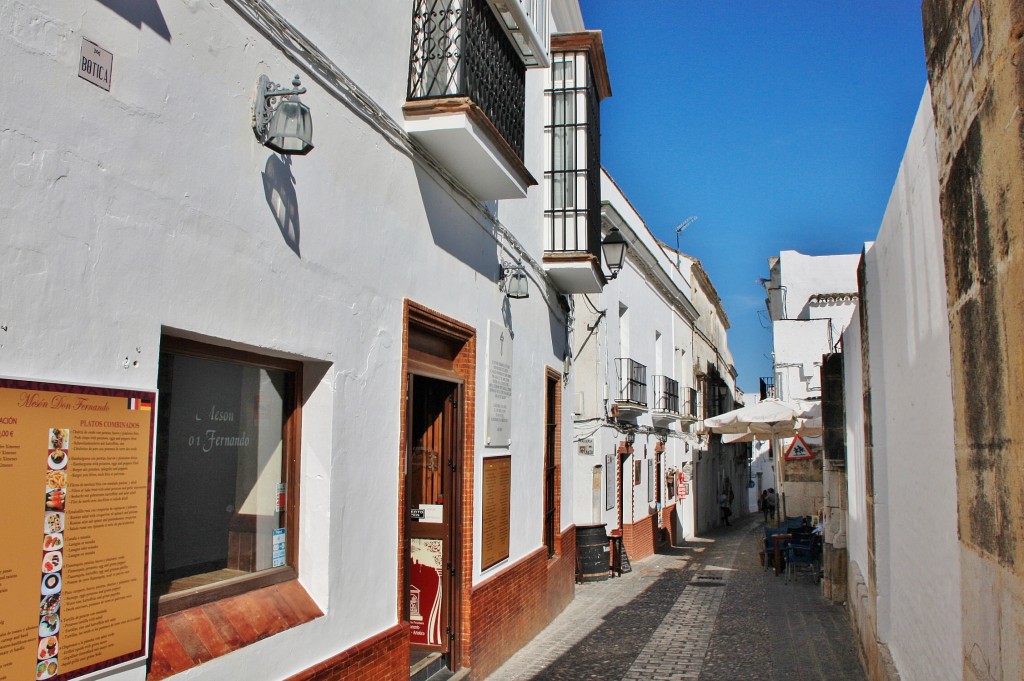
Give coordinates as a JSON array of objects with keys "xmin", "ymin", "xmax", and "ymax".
[
  {"xmin": 765, "ymin": 488, "xmax": 777, "ymax": 525},
  {"xmin": 718, "ymin": 490, "xmax": 731, "ymax": 526},
  {"xmin": 760, "ymin": 490, "xmax": 770, "ymax": 522}
]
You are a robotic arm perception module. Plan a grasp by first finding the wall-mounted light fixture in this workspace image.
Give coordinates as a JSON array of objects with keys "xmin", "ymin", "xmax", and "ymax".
[
  {"xmin": 499, "ymin": 261, "xmax": 529, "ymax": 299},
  {"xmin": 601, "ymin": 226, "xmax": 628, "ymax": 279},
  {"xmin": 252, "ymin": 74, "xmax": 313, "ymax": 155},
  {"xmin": 625, "ymin": 430, "xmax": 636, "ymax": 445}
]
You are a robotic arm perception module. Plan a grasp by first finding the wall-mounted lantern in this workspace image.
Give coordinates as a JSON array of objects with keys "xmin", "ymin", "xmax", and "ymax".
[
  {"xmin": 252, "ymin": 74, "xmax": 313, "ymax": 155},
  {"xmin": 499, "ymin": 261, "xmax": 529, "ymax": 299},
  {"xmin": 601, "ymin": 226, "xmax": 628, "ymax": 279}
]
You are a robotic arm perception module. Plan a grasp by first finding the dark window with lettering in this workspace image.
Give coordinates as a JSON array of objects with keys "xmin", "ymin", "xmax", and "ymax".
[{"xmin": 152, "ymin": 337, "xmax": 300, "ymax": 612}]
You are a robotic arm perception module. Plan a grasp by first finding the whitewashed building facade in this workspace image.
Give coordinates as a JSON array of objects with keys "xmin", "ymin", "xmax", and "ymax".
[
  {"xmin": 569, "ymin": 170, "xmax": 745, "ymax": 567},
  {"xmin": 762, "ymin": 250, "xmax": 859, "ymax": 519},
  {"xmin": 0, "ymin": 1, "xmax": 614, "ymax": 679}
]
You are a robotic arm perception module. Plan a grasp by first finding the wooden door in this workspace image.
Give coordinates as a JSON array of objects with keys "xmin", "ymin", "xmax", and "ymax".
[{"xmin": 406, "ymin": 375, "xmax": 460, "ymax": 659}]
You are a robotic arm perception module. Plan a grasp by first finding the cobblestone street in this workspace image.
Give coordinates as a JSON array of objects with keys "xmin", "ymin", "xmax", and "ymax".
[{"xmin": 487, "ymin": 514, "xmax": 865, "ymax": 681}]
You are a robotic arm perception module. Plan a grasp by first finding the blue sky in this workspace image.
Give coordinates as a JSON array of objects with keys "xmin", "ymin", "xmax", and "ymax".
[{"xmin": 579, "ymin": 2, "xmax": 930, "ymax": 392}]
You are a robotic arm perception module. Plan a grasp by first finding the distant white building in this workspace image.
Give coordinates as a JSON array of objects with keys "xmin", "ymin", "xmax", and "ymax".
[
  {"xmin": 763, "ymin": 250, "xmax": 859, "ymax": 519},
  {"xmin": 569, "ymin": 169, "xmax": 744, "ymax": 567}
]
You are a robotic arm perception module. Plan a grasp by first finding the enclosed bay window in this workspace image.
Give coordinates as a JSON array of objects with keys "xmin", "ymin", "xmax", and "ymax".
[
  {"xmin": 152, "ymin": 337, "xmax": 300, "ymax": 612},
  {"xmin": 542, "ymin": 31, "xmax": 611, "ymax": 294}
]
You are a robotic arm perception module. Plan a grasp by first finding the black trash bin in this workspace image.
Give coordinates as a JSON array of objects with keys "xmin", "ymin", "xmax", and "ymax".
[{"xmin": 576, "ymin": 523, "xmax": 610, "ymax": 582}]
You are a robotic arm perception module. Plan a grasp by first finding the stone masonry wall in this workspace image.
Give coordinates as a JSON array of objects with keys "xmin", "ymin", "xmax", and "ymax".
[{"xmin": 922, "ymin": 0, "xmax": 1024, "ymax": 678}]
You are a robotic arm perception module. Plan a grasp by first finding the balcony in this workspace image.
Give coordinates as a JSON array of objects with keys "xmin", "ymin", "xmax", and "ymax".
[
  {"xmin": 404, "ymin": 0, "xmax": 537, "ymax": 200},
  {"xmin": 651, "ymin": 375, "xmax": 680, "ymax": 426},
  {"xmin": 542, "ymin": 32, "xmax": 612, "ymax": 294},
  {"xmin": 760, "ymin": 376, "xmax": 778, "ymax": 400},
  {"xmin": 613, "ymin": 358, "xmax": 647, "ymax": 419}
]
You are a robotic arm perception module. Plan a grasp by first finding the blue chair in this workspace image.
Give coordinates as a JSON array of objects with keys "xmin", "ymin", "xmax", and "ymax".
[
  {"xmin": 785, "ymin": 535, "xmax": 822, "ymax": 582},
  {"xmin": 763, "ymin": 527, "xmax": 786, "ymax": 572}
]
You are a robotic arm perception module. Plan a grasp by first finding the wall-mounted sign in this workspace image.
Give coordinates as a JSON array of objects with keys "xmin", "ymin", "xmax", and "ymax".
[
  {"xmin": 604, "ymin": 453, "xmax": 615, "ymax": 511},
  {"xmin": 784, "ymin": 434, "xmax": 815, "ymax": 460},
  {"xmin": 79, "ymin": 39, "xmax": 112, "ymax": 91},
  {"xmin": 969, "ymin": 0, "xmax": 983, "ymax": 65},
  {"xmin": 271, "ymin": 528, "xmax": 286, "ymax": 568},
  {"xmin": 0, "ymin": 378, "xmax": 155, "ymax": 681},
  {"xmin": 577, "ymin": 438, "xmax": 593, "ymax": 456},
  {"xmin": 484, "ymin": 321, "xmax": 513, "ymax": 447},
  {"xmin": 480, "ymin": 456, "xmax": 511, "ymax": 571}
]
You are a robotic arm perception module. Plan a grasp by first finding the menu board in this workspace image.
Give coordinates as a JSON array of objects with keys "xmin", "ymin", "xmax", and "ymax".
[
  {"xmin": 480, "ymin": 456, "xmax": 511, "ymax": 571},
  {"xmin": 0, "ymin": 379, "xmax": 155, "ymax": 681}
]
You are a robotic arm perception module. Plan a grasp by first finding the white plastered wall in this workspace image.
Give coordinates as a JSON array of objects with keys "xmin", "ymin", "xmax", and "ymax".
[
  {"xmin": 861, "ymin": 87, "xmax": 961, "ymax": 681},
  {"xmin": 0, "ymin": 1, "xmax": 574, "ymax": 679}
]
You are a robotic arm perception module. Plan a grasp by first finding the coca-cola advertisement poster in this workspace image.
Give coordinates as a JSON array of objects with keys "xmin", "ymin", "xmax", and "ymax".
[{"xmin": 409, "ymin": 538, "xmax": 443, "ymax": 645}]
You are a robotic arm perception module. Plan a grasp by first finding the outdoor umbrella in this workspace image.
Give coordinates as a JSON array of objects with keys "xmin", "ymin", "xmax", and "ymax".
[
  {"xmin": 796, "ymin": 402, "xmax": 823, "ymax": 437},
  {"xmin": 722, "ymin": 430, "xmax": 756, "ymax": 444},
  {"xmin": 704, "ymin": 398, "xmax": 804, "ymax": 438}
]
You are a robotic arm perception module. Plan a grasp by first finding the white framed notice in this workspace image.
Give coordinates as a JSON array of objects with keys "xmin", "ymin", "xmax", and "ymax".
[{"xmin": 485, "ymin": 320, "xmax": 513, "ymax": 447}]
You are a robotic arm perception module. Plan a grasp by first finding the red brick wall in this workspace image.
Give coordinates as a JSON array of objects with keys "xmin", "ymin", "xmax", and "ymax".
[
  {"xmin": 285, "ymin": 623, "xmax": 409, "ymax": 681},
  {"xmin": 661, "ymin": 502, "xmax": 678, "ymax": 546},
  {"xmin": 467, "ymin": 527, "xmax": 576, "ymax": 678},
  {"xmin": 622, "ymin": 512, "xmax": 658, "ymax": 561}
]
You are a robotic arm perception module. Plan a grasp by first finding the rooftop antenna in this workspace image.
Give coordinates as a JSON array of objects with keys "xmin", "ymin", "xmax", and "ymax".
[{"xmin": 674, "ymin": 216, "xmax": 699, "ymax": 270}]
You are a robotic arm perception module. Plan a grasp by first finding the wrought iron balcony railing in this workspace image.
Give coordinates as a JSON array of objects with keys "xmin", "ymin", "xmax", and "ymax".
[
  {"xmin": 615, "ymin": 358, "xmax": 647, "ymax": 406},
  {"xmin": 760, "ymin": 376, "xmax": 777, "ymax": 400},
  {"xmin": 652, "ymin": 375, "xmax": 680, "ymax": 415},
  {"xmin": 408, "ymin": 0, "xmax": 527, "ymax": 159}
]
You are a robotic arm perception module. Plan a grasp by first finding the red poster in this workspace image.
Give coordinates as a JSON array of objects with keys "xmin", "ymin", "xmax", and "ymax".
[{"xmin": 408, "ymin": 538, "xmax": 443, "ymax": 646}]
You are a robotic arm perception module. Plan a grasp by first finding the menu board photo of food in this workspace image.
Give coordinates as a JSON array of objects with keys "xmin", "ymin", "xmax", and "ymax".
[{"xmin": 0, "ymin": 380, "xmax": 156, "ymax": 681}]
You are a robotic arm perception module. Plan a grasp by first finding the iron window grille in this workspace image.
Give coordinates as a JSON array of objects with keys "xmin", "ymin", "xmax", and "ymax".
[
  {"xmin": 683, "ymin": 387, "xmax": 698, "ymax": 419},
  {"xmin": 615, "ymin": 358, "xmax": 647, "ymax": 406},
  {"xmin": 408, "ymin": 0, "xmax": 527, "ymax": 158},
  {"xmin": 544, "ymin": 374, "xmax": 557, "ymax": 558},
  {"xmin": 544, "ymin": 49, "xmax": 600, "ymax": 256},
  {"xmin": 652, "ymin": 375, "xmax": 680, "ymax": 415}
]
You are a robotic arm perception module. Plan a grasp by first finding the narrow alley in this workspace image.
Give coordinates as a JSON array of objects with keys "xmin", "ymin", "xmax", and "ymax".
[{"xmin": 488, "ymin": 514, "xmax": 865, "ymax": 681}]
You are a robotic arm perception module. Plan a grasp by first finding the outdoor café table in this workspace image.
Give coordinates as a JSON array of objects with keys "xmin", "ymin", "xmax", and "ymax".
[{"xmin": 773, "ymin": 533, "xmax": 792, "ymax": 576}]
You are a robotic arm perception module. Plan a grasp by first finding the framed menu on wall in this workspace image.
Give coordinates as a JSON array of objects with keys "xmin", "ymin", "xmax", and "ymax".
[
  {"xmin": 0, "ymin": 379, "xmax": 156, "ymax": 681},
  {"xmin": 480, "ymin": 455, "xmax": 511, "ymax": 571}
]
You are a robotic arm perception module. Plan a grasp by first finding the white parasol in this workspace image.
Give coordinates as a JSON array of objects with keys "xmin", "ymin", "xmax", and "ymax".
[{"xmin": 705, "ymin": 399, "xmax": 821, "ymax": 440}]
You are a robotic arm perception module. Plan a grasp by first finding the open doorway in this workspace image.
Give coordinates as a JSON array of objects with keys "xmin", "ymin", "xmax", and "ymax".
[
  {"xmin": 406, "ymin": 375, "xmax": 461, "ymax": 669},
  {"xmin": 402, "ymin": 302, "xmax": 475, "ymax": 677}
]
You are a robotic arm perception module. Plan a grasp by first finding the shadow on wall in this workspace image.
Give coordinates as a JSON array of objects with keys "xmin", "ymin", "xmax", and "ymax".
[
  {"xmin": 263, "ymin": 155, "xmax": 301, "ymax": 257},
  {"xmin": 414, "ymin": 166, "xmax": 495, "ymax": 280},
  {"xmin": 94, "ymin": 0, "xmax": 171, "ymax": 41}
]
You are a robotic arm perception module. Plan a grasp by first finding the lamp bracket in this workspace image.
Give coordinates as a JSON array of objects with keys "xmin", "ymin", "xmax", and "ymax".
[
  {"xmin": 252, "ymin": 74, "xmax": 308, "ymax": 141},
  {"xmin": 498, "ymin": 260, "xmax": 525, "ymax": 294}
]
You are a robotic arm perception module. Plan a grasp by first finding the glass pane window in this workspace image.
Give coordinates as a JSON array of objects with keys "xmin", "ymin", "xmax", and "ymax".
[
  {"xmin": 552, "ymin": 91, "xmax": 576, "ymax": 210},
  {"xmin": 152, "ymin": 340, "xmax": 298, "ymax": 605},
  {"xmin": 552, "ymin": 58, "xmax": 574, "ymax": 85}
]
